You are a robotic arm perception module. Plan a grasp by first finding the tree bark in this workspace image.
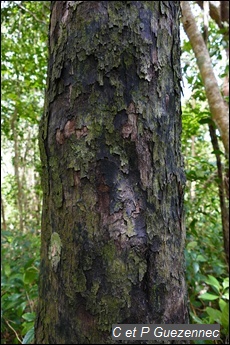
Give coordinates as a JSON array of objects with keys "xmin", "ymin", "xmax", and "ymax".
[
  {"xmin": 208, "ymin": 124, "xmax": 229, "ymax": 267},
  {"xmin": 196, "ymin": 1, "xmax": 222, "ymax": 29},
  {"xmin": 11, "ymin": 109, "xmax": 24, "ymax": 233},
  {"xmin": 35, "ymin": 1, "xmax": 188, "ymax": 343},
  {"xmin": 1, "ymin": 193, "xmax": 7, "ymax": 231}
]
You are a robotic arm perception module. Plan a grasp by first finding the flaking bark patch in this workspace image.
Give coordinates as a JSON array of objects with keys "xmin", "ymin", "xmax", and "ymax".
[{"xmin": 56, "ymin": 121, "xmax": 88, "ymax": 144}]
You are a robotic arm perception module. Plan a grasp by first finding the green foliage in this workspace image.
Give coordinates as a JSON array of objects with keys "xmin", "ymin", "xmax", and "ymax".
[
  {"xmin": 1, "ymin": 1, "xmax": 49, "ymax": 343},
  {"xmin": 183, "ymin": 129, "xmax": 228, "ymax": 343},
  {"xmin": 1, "ymin": 229, "xmax": 40, "ymax": 344},
  {"xmin": 181, "ymin": 4, "xmax": 229, "ymax": 343},
  {"xmin": 190, "ymin": 276, "xmax": 229, "ymax": 339},
  {"xmin": 1, "ymin": 1, "xmax": 49, "ymax": 134}
]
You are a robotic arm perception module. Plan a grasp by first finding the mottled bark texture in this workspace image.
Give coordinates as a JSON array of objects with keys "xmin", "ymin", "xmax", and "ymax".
[{"xmin": 35, "ymin": 1, "xmax": 188, "ymax": 344}]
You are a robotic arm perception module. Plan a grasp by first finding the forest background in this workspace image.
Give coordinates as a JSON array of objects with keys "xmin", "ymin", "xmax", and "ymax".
[{"xmin": 1, "ymin": 1, "xmax": 229, "ymax": 344}]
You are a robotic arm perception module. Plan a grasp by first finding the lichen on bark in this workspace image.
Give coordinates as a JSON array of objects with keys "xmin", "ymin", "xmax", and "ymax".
[{"xmin": 35, "ymin": 1, "xmax": 188, "ymax": 344}]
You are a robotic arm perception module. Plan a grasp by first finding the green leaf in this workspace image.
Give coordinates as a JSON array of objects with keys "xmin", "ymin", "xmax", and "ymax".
[
  {"xmin": 198, "ymin": 117, "xmax": 213, "ymax": 125},
  {"xmin": 23, "ymin": 267, "xmax": 38, "ymax": 285},
  {"xmin": 205, "ymin": 307, "xmax": 222, "ymax": 323},
  {"xmin": 219, "ymin": 299, "xmax": 227, "ymax": 312},
  {"xmin": 221, "ymin": 303, "xmax": 229, "ymax": 331},
  {"xmin": 187, "ymin": 241, "xmax": 197, "ymax": 249},
  {"xmin": 222, "ymin": 277, "xmax": 229, "ymax": 291},
  {"xmin": 2, "ymin": 296, "xmax": 26, "ymax": 312},
  {"xmin": 24, "ymin": 259, "xmax": 36, "ymax": 270},
  {"xmin": 190, "ymin": 312, "xmax": 203, "ymax": 324},
  {"xmin": 195, "ymin": 171, "xmax": 205, "ymax": 178},
  {"xmin": 22, "ymin": 312, "xmax": 36, "ymax": 322},
  {"xmin": 211, "ymin": 149, "xmax": 225, "ymax": 156},
  {"xmin": 193, "ymin": 262, "xmax": 200, "ymax": 274},
  {"xmin": 9, "ymin": 273, "xmax": 24, "ymax": 283},
  {"xmin": 22, "ymin": 321, "xmax": 34, "ymax": 336},
  {"xmin": 196, "ymin": 255, "xmax": 206, "ymax": 262},
  {"xmin": 199, "ymin": 292, "xmax": 219, "ymax": 301},
  {"xmin": 204, "ymin": 275, "xmax": 221, "ymax": 293},
  {"xmin": 17, "ymin": 301, "xmax": 28, "ymax": 317},
  {"xmin": 188, "ymin": 219, "xmax": 198, "ymax": 236},
  {"xmin": 4, "ymin": 263, "xmax": 11, "ymax": 277},
  {"xmin": 22, "ymin": 327, "xmax": 34, "ymax": 344},
  {"xmin": 222, "ymin": 291, "xmax": 229, "ymax": 300}
]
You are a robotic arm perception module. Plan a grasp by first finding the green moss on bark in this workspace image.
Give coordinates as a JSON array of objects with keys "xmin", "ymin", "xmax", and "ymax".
[{"xmin": 36, "ymin": 2, "xmax": 188, "ymax": 344}]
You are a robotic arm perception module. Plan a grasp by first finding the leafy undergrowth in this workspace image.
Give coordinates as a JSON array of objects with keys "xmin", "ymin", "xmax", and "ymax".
[
  {"xmin": 185, "ymin": 184, "xmax": 229, "ymax": 344},
  {"xmin": 1, "ymin": 229, "xmax": 40, "ymax": 344}
]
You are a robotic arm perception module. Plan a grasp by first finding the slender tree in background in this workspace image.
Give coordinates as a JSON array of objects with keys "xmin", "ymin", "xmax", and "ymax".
[
  {"xmin": 181, "ymin": 1, "xmax": 229, "ymax": 266},
  {"xmin": 35, "ymin": 1, "xmax": 188, "ymax": 343},
  {"xmin": 181, "ymin": 1, "xmax": 229, "ymax": 157}
]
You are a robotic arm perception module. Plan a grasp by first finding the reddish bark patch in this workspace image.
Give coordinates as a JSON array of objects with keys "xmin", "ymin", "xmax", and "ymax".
[
  {"xmin": 74, "ymin": 171, "xmax": 81, "ymax": 187},
  {"xmin": 97, "ymin": 183, "xmax": 110, "ymax": 193},
  {"xmin": 75, "ymin": 305, "xmax": 97, "ymax": 336},
  {"xmin": 56, "ymin": 122, "xmax": 88, "ymax": 144},
  {"xmin": 56, "ymin": 129, "xmax": 65, "ymax": 144},
  {"xmin": 136, "ymin": 136, "xmax": 152, "ymax": 189},
  {"xmin": 121, "ymin": 102, "xmax": 137, "ymax": 140},
  {"xmin": 64, "ymin": 119, "xmax": 76, "ymax": 138},
  {"xmin": 121, "ymin": 102, "xmax": 152, "ymax": 189}
]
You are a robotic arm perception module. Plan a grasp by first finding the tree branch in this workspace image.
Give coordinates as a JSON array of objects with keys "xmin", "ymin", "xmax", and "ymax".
[
  {"xmin": 12, "ymin": 1, "xmax": 47, "ymax": 25},
  {"xmin": 181, "ymin": 1, "xmax": 229, "ymax": 157},
  {"xmin": 196, "ymin": 1, "xmax": 222, "ymax": 28},
  {"xmin": 220, "ymin": 1, "xmax": 229, "ymax": 25}
]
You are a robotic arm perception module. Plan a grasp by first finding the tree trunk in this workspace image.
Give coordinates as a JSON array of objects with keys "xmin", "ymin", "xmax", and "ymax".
[
  {"xmin": 1, "ymin": 193, "xmax": 7, "ymax": 231},
  {"xmin": 35, "ymin": 1, "xmax": 188, "ymax": 343},
  {"xmin": 11, "ymin": 109, "xmax": 24, "ymax": 233},
  {"xmin": 208, "ymin": 124, "xmax": 229, "ymax": 267}
]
